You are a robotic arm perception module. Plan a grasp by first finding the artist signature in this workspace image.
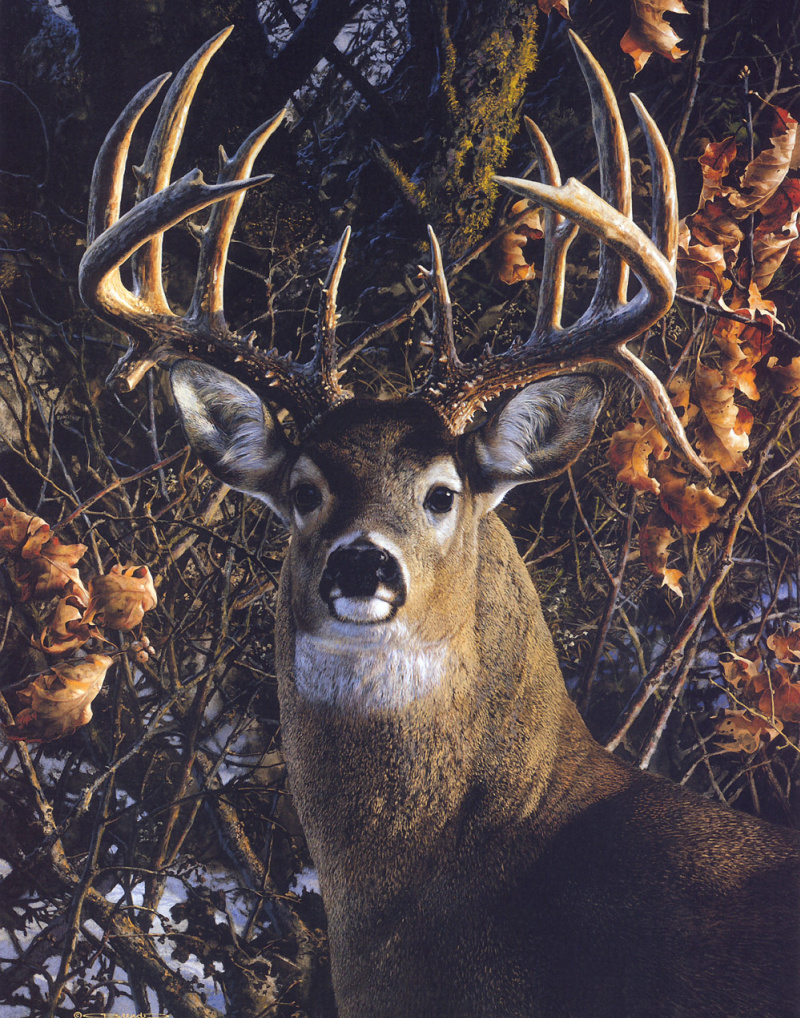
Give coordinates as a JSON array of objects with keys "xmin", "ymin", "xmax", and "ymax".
[{"xmin": 74, "ymin": 1012, "xmax": 170, "ymax": 1018}]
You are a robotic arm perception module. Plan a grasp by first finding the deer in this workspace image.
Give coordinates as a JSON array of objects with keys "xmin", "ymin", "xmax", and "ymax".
[{"xmin": 79, "ymin": 26, "xmax": 800, "ymax": 1018}]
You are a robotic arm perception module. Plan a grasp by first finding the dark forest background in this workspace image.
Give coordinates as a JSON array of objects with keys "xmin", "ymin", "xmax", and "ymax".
[{"xmin": 1, "ymin": 1, "xmax": 799, "ymax": 1015}]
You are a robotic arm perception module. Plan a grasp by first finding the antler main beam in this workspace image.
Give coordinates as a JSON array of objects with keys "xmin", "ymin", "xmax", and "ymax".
[
  {"xmin": 413, "ymin": 32, "xmax": 707, "ymax": 477},
  {"xmin": 79, "ymin": 28, "xmax": 351, "ymax": 427}
]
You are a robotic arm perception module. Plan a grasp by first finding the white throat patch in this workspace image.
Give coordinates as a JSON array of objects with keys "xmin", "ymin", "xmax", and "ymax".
[{"xmin": 293, "ymin": 625, "xmax": 451, "ymax": 711}]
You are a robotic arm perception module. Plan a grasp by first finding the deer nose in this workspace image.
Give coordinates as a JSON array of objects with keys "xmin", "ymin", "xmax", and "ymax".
[{"xmin": 320, "ymin": 543, "xmax": 403, "ymax": 601}]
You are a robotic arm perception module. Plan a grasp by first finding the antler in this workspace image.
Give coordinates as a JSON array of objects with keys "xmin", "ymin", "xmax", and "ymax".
[
  {"xmin": 79, "ymin": 27, "xmax": 352, "ymax": 428},
  {"xmin": 413, "ymin": 32, "xmax": 708, "ymax": 477}
]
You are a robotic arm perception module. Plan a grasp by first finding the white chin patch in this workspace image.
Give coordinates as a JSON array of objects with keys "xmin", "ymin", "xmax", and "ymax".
[{"xmin": 331, "ymin": 596, "xmax": 394, "ymax": 623}]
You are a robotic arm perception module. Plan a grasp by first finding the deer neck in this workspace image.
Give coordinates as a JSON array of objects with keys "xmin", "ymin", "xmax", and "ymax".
[{"xmin": 275, "ymin": 512, "xmax": 614, "ymax": 884}]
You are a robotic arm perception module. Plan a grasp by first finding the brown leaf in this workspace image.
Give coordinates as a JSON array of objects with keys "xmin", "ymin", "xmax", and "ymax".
[
  {"xmin": 677, "ymin": 201, "xmax": 743, "ymax": 298},
  {"xmin": 714, "ymin": 711, "xmax": 781, "ymax": 755},
  {"xmin": 656, "ymin": 465, "xmax": 726, "ymax": 533},
  {"xmin": 698, "ymin": 136, "xmax": 738, "ymax": 206},
  {"xmin": 608, "ymin": 422, "xmax": 659, "ymax": 495},
  {"xmin": 620, "ymin": 0, "xmax": 689, "ymax": 74},
  {"xmin": 0, "ymin": 499, "xmax": 88, "ymax": 602},
  {"xmin": 33, "ymin": 594, "xmax": 96, "ymax": 655},
  {"xmin": 767, "ymin": 355, "xmax": 800, "ymax": 397},
  {"xmin": 728, "ymin": 109, "xmax": 798, "ymax": 218},
  {"xmin": 767, "ymin": 624, "xmax": 800, "ymax": 664},
  {"xmin": 639, "ymin": 513, "xmax": 683, "ymax": 596},
  {"xmin": 693, "ymin": 362, "xmax": 752, "ymax": 469},
  {"xmin": 720, "ymin": 650, "xmax": 764, "ymax": 695},
  {"xmin": 494, "ymin": 200, "xmax": 543, "ymax": 285},
  {"xmin": 537, "ymin": 0, "xmax": 569, "ymax": 15},
  {"xmin": 752, "ymin": 177, "xmax": 800, "ymax": 289},
  {"xmin": 83, "ymin": 565, "xmax": 157, "ymax": 631},
  {"xmin": 3, "ymin": 654, "xmax": 114, "ymax": 743}
]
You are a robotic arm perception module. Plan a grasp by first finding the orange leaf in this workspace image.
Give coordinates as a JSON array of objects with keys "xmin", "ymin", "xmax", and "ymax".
[
  {"xmin": 693, "ymin": 362, "xmax": 752, "ymax": 469},
  {"xmin": 677, "ymin": 202, "xmax": 742, "ymax": 298},
  {"xmin": 0, "ymin": 499, "xmax": 88, "ymax": 602},
  {"xmin": 620, "ymin": 0, "xmax": 689, "ymax": 74},
  {"xmin": 656, "ymin": 465, "xmax": 726, "ymax": 533},
  {"xmin": 83, "ymin": 565, "xmax": 157, "ymax": 631},
  {"xmin": 3, "ymin": 654, "xmax": 114, "ymax": 743},
  {"xmin": 752, "ymin": 178, "xmax": 800, "ymax": 289},
  {"xmin": 537, "ymin": 0, "xmax": 569, "ymax": 15},
  {"xmin": 728, "ymin": 108, "xmax": 798, "ymax": 218},
  {"xmin": 714, "ymin": 711, "xmax": 781, "ymax": 755},
  {"xmin": 608, "ymin": 421, "xmax": 659, "ymax": 495},
  {"xmin": 767, "ymin": 624, "xmax": 800, "ymax": 664},
  {"xmin": 698, "ymin": 136, "xmax": 737, "ymax": 206},
  {"xmin": 33, "ymin": 594, "xmax": 96, "ymax": 655},
  {"xmin": 639, "ymin": 513, "xmax": 683, "ymax": 596},
  {"xmin": 494, "ymin": 200, "xmax": 543, "ymax": 285}
]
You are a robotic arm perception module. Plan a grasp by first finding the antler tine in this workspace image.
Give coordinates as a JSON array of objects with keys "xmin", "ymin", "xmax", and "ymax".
[
  {"xmin": 131, "ymin": 26, "xmax": 234, "ymax": 313},
  {"xmin": 569, "ymin": 31, "xmax": 631, "ymax": 311},
  {"xmin": 87, "ymin": 74, "xmax": 170, "ymax": 249},
  {"xmin": 188, "ymin": 108, "xmax": 286, "ymax": 328},
  {"xmin": 523, "ymin": 116, "xmax": 578, "ymax": 340},
  {"xmin": 421, "ymin": 226, "xmax": 462, "ymax": 388},
  {"xmin": 305, "ymin": 226, "xmax": 352, "ymax": 405}
]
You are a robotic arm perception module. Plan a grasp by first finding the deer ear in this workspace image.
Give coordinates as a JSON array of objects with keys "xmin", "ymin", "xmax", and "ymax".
[
  {"xmin": 468, "ymin": 374, "xmax": 604, "ymax": 508},
  {"xmin": 170, "ymin": 361, "xmax": 293, "ymax": 521}
]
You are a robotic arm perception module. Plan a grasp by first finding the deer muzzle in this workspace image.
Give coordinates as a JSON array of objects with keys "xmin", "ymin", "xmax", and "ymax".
[{"xmin": 319, "ymin": 540, "xmax": 406, "ymax": 623}]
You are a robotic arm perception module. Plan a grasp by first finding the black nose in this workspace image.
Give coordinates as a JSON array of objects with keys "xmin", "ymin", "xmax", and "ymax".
[{"xmin": 320, "ymin": 543, "xmax": 403, "ymax": 601}]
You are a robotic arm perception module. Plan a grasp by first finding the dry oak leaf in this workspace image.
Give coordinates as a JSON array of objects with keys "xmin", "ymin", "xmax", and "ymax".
[
  {"xmin": 767, "ymin": 624, "xmax": 800, "ymax": 664},
  {"xmin": 537, "ymin": 0, "xmax": 569, "ymax": 15},
  {"xmin": 714, "ymin": 711, "xmax": 781, "ymax": 755},
  {"xmin": 608, "ymin": 421, "xmax": 659, "ymax": 495},
  {"xmin": 494, "ymin": 200, "xmax": 544, "ymax": 285},
  {"xmin": 656, "ymin": 465, "xmax": 726, "ymax": 534},
  {"xmin": 752, "ymin": 177, "xmax": 800, "ymax": 290},
  {"xmin": 83, "ymin": 565, "xmax": 157, "ymax": 630},
  {"xmin": 677, "ymin": 202, "xmax": 742, "ymax": 298},
  {"xmin": 0, "ymin": 499, "xmax": 88, "ymax": 602},
  {"xmin": 698, "ymin": 136, "xmax": 738, "ymax": 206},
  {"xmin": 721, "ymin": 650, "xmax": 764, "ymax": 695},
  {"xmin": 33, "ymin": 594, "xmax": 96, "ymax": 655},
  {"xmin": 767, "ymin": 355, "xmax": 800, "ymax": 397},
  {"xmin": 728, "ymin": 109, "xmax": 798, "ymax": 218},
  {"xmin": 620, "ymin": 0, "xmax": 688, "ymax": 74},
  {"xmin": 694, "ymin": 362, "xmax": 753, "ymax": 468},
  {"xmin": 3, "ymin": 654, "xmax": 114, "ymax": 743},
  {"xmin": 638, "ymin": 514, "xmax": 683, "ymax": 597}
]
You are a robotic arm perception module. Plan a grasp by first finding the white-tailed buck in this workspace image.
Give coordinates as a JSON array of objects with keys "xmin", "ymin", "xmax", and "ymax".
[{"xmin": 80, "ymin": 27, "xmax": 800, "ymax": 1018}]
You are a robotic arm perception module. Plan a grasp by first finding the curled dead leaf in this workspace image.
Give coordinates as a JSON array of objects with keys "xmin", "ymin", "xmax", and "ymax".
[
  {"xmin": 3, "ymin": 654, "xmax": 114, "ymax": 743},
  {"xmin": 620, "ymin": 0, "xmax": 689, "ymax": 74},
  {"xmin": 84, "ymin": 565, "xmax": 157, "ymax": 631},
  {"xmin": 494, "ymin": 200, "xmax": 543, "ymax": 285},
  {"xmin": 639, "ymin": 513, "xmax": 683, "ymax": 597},
  {"xmin": 33, "ymin": 594, "xmax": 96, "ymax": 655},
  {"xmin": 537, "ymin": 0, "xmax": 569, "ymax": 15},
  {"xmin": 752, "ymin": 178, "xmax": 800, "ymax": 289},
  {"xmin": 698, "ymin": 137, "xmax": 737, "ymax": 206},
  {"xmin": 656, "ymin": 465, "xmax": 726, "ymax": 534},
  {"xmin": 0, "ymin": 499, "xmax": 88, "ymax": 602},
  {"xmin": 714, "ymin": 711, "xmax": 781, "ymax": 755},
  {"xmin": 728, "ymin": 109, "xmax": 798, "ymax": 218},
  {"xmin": 767, "ymin": 624, "xmax": 800, "ymax": 664},
  {"xmin": 608, "ymin": 421, "xmax": 659, "ymax": 495}
]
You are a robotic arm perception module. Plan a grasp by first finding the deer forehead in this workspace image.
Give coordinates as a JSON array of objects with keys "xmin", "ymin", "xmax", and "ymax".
[{"xmin": 296, "ymin": 398, "xmax": 466, "ymax": 494}]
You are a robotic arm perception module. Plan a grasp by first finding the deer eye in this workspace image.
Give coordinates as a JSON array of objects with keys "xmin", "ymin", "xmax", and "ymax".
[
  {"xmin": 293, "ymin": 482, "xmax": 322, "ymax": 514},
  {"xmin": 425, "ymin": 486, "xmax": 455, "ymax": 514}
]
